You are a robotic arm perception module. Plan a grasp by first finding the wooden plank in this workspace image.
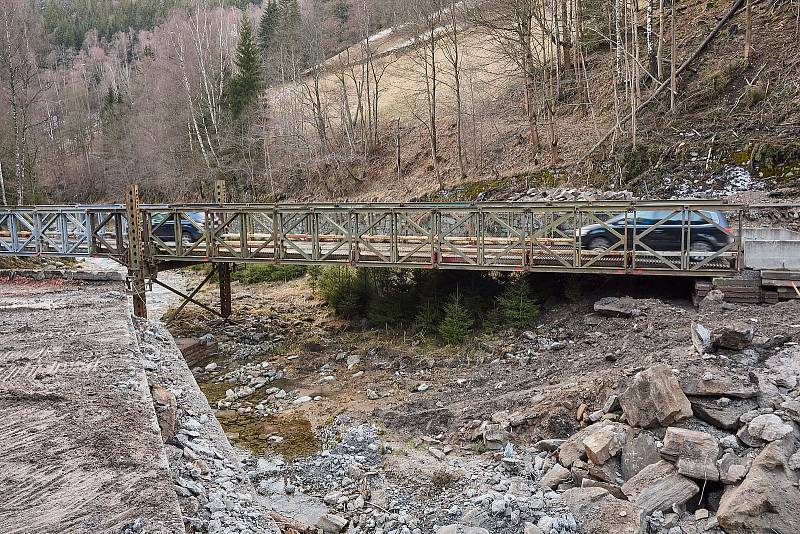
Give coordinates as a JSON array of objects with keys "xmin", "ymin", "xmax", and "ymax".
[
  {"xmin": 760, "ymin": 270, "xmax": 800, "ymax": 280},
  {"xmin": 712, "ymin": 277, "xmax": 761, "ymax": 288}
]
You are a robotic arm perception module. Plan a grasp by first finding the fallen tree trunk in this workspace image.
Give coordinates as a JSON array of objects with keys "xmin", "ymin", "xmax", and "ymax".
[{"xmin": 579, "ymin": 0, "xmax": 747, "ymax": 162}]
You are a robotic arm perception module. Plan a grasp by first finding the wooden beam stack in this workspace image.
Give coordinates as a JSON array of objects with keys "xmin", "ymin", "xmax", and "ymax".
[
  {"xmin": 760, "ymin": 270, "xmax": 800, "ymax": 301},
  {"xmin": 693, "ymin": 272, "xmax": 780, "ymax": 305}
]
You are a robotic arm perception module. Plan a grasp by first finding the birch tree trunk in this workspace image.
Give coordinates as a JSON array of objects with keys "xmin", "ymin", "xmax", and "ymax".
[{"xmin": 0, "ymin": 161, "xmax": 6, "ymax": 206}]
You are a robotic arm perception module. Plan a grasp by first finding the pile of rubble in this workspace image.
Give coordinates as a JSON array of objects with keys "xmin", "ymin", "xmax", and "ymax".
[
  {"xmin": 241, "ymin": 293, "xmax": 799, "ymax": 534},
  {"xmin": 137, "ymin": 320, "xmax": 279, "ymax": 534}
]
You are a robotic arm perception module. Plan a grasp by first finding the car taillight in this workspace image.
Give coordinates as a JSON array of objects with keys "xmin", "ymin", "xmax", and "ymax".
[{"xmin": 724, "ymin": 227, "xmax": 733, "ymax": 234}]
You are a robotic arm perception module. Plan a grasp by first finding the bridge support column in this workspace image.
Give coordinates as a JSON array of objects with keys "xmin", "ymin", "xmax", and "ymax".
[
  {"xmin": 125, "ymin": 184, "xmax": 147, "ymax": 318},
  {"xmin": 218, "ymin": 263, "xmax": 232, "ymax": 319}
]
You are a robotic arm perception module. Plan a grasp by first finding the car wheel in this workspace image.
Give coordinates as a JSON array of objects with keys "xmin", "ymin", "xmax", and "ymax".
[
  {"xmin": 690, "ymin": 240, "xmax": 714, "ymax": 261},
  {"xmin": 588, "ymin": 237, "xmax": 612, "ymax": 251}
]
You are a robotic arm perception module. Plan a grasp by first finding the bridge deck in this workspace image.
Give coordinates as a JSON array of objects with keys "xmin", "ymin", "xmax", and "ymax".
[{"xmin": 1, "ymin": 200, "xmax": 742, "ymax": 277}]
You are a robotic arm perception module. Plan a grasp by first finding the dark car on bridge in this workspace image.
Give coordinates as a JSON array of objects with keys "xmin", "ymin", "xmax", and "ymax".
[
  {"xmin": 577, "ymin": 209, "xmax": 734, "ymax": 254},
  {"xmin": 150, "ymin": 211, "xmax": 206, "ymax": 244}
]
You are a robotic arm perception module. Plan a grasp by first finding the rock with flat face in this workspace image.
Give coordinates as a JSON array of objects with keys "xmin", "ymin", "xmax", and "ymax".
[
  {"xmin": 621, "ymin": 431, "xmax": 661, "ymax": 480},
  {"xmin": 619, "ymin": 365, "xmax": 693, "ymax": 428},
  {"xmin": 621, "ymin": 460, "xmax": 699, "ymax": 515},
  {"xmin": 583, "ymin": 425, "xmax": 628, "ymax": 465},
  {"xmin": 689, "ymin": 397, "xmax": 754, "ymax": 430},
  {"xmin": 561, "ymin": 487, "xmax": 644, "ymax": 534},
  {"xmin": 713, "ymin": 322, "xmax": 755, "ymax": 350},
  {"xmin": 691, "ymin": 322, "xmax": 713, "ymax": 354},
  {"xmin": 593, "ymin": 297, "xmax": 642, "ymax": 318},
  {"xmin": 717, "ymin": 436, "xmax": 800, "ymax": 534},
  {"xmin": 540, "ymin": 462, "xmax": 571, "ymax": 489},
  {"xmin": 681, "ymin": 376, "xmax": 758, "ymax": 399},
  {"xmin": 559, "ymin": 422, "xmax": 626, "ymax": 467},
  {"xmin": 660, "ymin": 427, "xmax": 720, "ymax": 481},
  {"xmin": 316, "ymin": 514, "xmax": 349, "ymax": 533}
]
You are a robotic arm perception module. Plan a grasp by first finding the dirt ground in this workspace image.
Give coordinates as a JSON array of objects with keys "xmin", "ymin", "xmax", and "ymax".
[
  {"xmin": 165, "ymin": 271, "xmax": 800, "ymax": 463},
  {"xmin": 0, "ymin": 279, "xmax": 183, "ymax": 533}
]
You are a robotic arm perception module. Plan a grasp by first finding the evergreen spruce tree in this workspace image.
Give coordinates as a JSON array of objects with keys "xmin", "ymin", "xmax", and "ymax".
[
  {"xmin": 438, "ymin": 293, "xmax": 473, "ymax": 344},
  {"xmin": 258, "ymin": 0, "xmax": 279, "ymax": 52},
  {"xmin": 228, "ymin": 15, "xmax": 263, "ymax": 118}
]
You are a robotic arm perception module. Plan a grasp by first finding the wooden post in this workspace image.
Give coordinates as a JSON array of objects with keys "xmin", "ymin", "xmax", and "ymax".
[
  {"xmin": 213, "ymin": 179, "xmax": 232, "ymax": 319},
  {"xmin": 125, "ymin": 184, "xmax": 147, "ymax": 318}
]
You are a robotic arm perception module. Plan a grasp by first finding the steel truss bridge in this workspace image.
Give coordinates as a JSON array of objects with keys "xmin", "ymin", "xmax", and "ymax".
[{"xmin": 0, "ymin": 184, "xmax": 747, "ymax": 318}]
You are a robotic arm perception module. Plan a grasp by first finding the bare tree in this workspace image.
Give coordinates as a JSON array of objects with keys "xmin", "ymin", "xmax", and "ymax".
[
  {"xmin": 0, "ymin": 2, "xmax": 47, "ymax": 205},
  {"xmin": 440, "ymin": 0, "xmax": 467, "ymax": 178}
]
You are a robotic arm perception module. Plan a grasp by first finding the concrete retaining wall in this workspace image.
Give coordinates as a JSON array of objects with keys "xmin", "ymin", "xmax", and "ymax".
[{"xmin": 743, "ymin": 228, "xmax": 800, "ymax": 270}]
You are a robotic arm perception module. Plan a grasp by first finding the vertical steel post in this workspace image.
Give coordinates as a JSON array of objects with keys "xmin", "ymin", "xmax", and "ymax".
[
  {"xmin": 214, "ymin": 179, "xmax": 232, "ymax": 318},
  {"xmin": 125, "ymin": 185, "xmax": 147, "ymax": 318}
]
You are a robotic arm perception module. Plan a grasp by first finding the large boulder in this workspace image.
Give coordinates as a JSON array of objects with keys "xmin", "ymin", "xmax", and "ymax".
[
  {"xmin": 621, "ymin": 460, "xmax": 699, "ymax": 515},
  {"xmin": 539, "ymin": 463, "xmax": 571, "ymax": 489},
  {"xmin": 717, "ymin": 436, "xmax": 800, "ymax": 534},
  {"xmin": 558, "ymin": 422, "xmax": 629, "ymax": 467},
  {"xmin": 561, "ymin": 487, "xmax": 644, "ymax": 534},
  {"xmin": 619, "ymin": 365, "xmax": 693, "ymax": 428},
  {"xmin": 689, "ymin": 397, "xmax": 755, "ymax": 430},
  {"xmin": 712, "ymin": 322, "xmax": 755, "ymax": 350},
  {"xmin": 660, "ymin": 427, "xmax": 720, "ymax": 481}
]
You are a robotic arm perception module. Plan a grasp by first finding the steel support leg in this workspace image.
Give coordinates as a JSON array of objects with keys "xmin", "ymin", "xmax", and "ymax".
[
  {"xmin": 218, "ymin": 262, "xmax": 232, "ymax": 318},
  {"xmin": 125, "ymin": 184, "xmax": 147, "ymax": 318}
]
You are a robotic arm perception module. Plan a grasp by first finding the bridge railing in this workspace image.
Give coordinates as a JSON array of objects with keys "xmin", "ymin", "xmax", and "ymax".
[{"xmin": 1, "ymin": 201, "xmax": 742, "ymax": 276}]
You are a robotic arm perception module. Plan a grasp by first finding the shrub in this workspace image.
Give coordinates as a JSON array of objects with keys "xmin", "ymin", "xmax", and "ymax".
[
  {"xmin": 415, "ymin": 300, "xmax": 441, "ymax": 334},
  {"xmin": 232, "ymin": 264, "xmax": 306, "ymax": 284},
  {"xmin": 495, "ymin": 279, "xmax": 540, "ymax": 329},
  {"xmin": 438, "ymin": 294, "xmax": 473, "ymax": 344},
  {"xmin": 316, "ymin": 267, "xmax": 372, "ymax": 317}
]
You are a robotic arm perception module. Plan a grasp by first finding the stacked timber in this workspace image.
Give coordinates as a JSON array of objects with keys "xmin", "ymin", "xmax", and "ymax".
[
  {"xmin": 760, "ymin": 270, "xmax": 800, "ymax": 300},
  {"xmin": 693, "ymin": 272, "xmax": 778, "ymax": 305}
]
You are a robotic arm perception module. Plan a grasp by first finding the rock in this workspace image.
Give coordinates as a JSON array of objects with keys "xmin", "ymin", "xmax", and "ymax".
[
  {"xmin": 366, "ymin": 389, "xmax": 379, "ymax": 400},
  {"xmin": 747, "ymin": 414, "xmax": 794, "ymax": 442},
  {"xmin": 561, "ymin": 487, "xmax": 643, "ymax": 534},
  {"xmin": 717, "ymin": 436, "xmax": 800, "ymax": 534},
  {"xmin": 583, "ymin": 424, "xmax": 628, "ymax": 465},
  {"xmin": 429, "ymin": 447, "xmax": 446, "ymax": 460},
  {"xmin": 660, "ymin": 427, "xmax": 720, "ymax": 481},
  {"xmin": 540, "ymin": 463, "xmax": 571, "ymax": 489},
  {"xmin": 713, "ymin": 322, "xmax": 755, "ymax": 350},
  {"xmin": 150, "ymin": 384, "xmax": 177, "ymax": 443},
  {"xmin": 602, "ymin": 395, "xmax": 621, "ymax": 414},
  {"xmin": 435, "ymin": 526, "xmax": 490, "ymax": 534},
  {"xmin": 719, "ymin": 452, "xmax": 750, "ymax": 484},
  {"xmin": 316, "ymin": 514, "xmax": 349, "ymax": 533},
  {"xmin": 681, "ymin": 376, "xmax": 758, "ymax": 399},
  {"xmin": 535, "ymin": 438, "xmax": 566, "ymax": 452},
  {"xmin": 522, "ymin": 524, "xmax": 545, "ymax": 534},
  {"xmin": 689, "ymin": 397, "xmax": 753, "ymax": 430},
  {"xmin": 346, "ymin": 353, "xmax": 361, "ymax": 368},
  {"xmin": 691, "ymin": 322, "xmax": 713, "ymax": 355},
  {"xmin": 576, "ymin": 403, "xmax": 588, "ymax": 421},
  {"xmin": 698, "ymin": 290, "xmax": 724, "ymax": 312},
  {"xmin": 695, "ymin": 508, "xmax": 710, "ymax": 520},
  {"xmin": 736, "ymin": 424, "xmax": 764, "ymax": 448},
  {"xmin": 293, "ymin": 395, "xmax": 312, "ymax": 404},
  {"xmin": 204, "ymin": 362, "xmax": 218, "ymax": 372},
  {"xmin": 559, "ymin": 422, "xmax": 626, "ymax": 467},
  {"xmin": 621, "ymin": 431, "xmax": 661, "ymax": 480},
  {"xmin": 324, "ymin": 490, "xmax": 343, "ymax": 505},
  {"xmin": 789, "ymin": 450, "xmax": 800, "ymax": 470},
  {"xmin": 782, "ymin": 399, "xmax": 800, "ymax": 423},
  {"xmin": 621, "ymin": 460, "xmax": 699, "ymax": 514},
  {"xmin": 593, "ymin": 297, "xmax": 641, "ymax": 318},
  {"xmin": 619, "ymin": 365, "xmax": 693, "ymax": 428},
  {"xmin": 581, "ymin": 478, "xmax": 626, "ymax": 499}
]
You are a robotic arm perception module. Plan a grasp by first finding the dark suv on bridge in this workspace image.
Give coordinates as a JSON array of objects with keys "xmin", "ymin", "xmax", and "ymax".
[{"xmin": 578, "ymin": 210, "xmax": 734, "ymax": 254}]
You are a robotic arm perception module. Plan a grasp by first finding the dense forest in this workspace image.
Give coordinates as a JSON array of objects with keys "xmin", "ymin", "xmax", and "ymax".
[{"xmin": 0, "ymin": 0, "xmax": 797, "ymax": 205}]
